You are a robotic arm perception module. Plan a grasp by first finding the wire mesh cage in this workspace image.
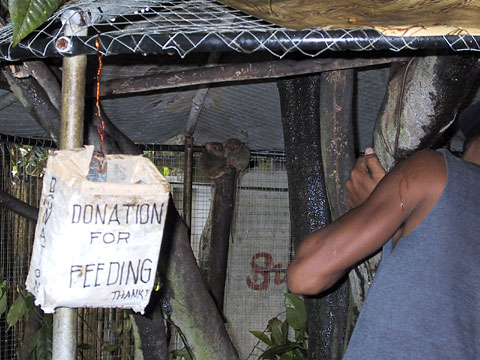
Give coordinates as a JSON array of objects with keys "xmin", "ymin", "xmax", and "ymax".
[
  {"xmin": 0, "ymin": 0, "xmax": 479, "ymax": 61},
  {"xmin": 1, "ymin": 2, "xmax": 479, "ymax": 358},
  {"xmin": 1, "ymin": 141, "xmax": 43, "ymax": 359},
  {"xmin": 0, "ymin": 139, "xmax": 292, "ymax": 359}
]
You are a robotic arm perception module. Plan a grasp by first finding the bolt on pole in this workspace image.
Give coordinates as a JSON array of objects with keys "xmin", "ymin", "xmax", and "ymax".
[{"xmin": 52, "ymin": 10, "xmax": 88, "ymax": 360}]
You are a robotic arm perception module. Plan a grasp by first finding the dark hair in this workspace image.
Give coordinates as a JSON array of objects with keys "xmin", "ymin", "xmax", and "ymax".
[{"xmin": 459, "ymin": 102, "xmax": 480, "ymax": 152}]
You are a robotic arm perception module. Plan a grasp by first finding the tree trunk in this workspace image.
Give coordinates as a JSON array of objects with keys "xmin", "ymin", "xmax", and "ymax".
[
  {"xmin": 159, "ymin": 199, "xmax": 239, "ymax": 359},
  {"xmin": 374, "ymin": 55, "xmax": 480, "ymax": 170},
  {"xmin": 319, "ymin": 69, "xmax": 355, "ymax": 354},
  {"xmin": 198, "ymin": 190, "xmax": 213, "ymax": 281},
  {"xmin": 132, "ymin": 290, "xmax": 170, "ymax": 360},
  {"xmin": 349, "ymin": 55, "xmax": 480, "ymax": 315},
  {"xmin": 278, "ymin": 75, "xmax": 335, "ymax": 359},
  {"xmin": 207, "ymin": 169, "xmax": 237, "ymax": 310}
]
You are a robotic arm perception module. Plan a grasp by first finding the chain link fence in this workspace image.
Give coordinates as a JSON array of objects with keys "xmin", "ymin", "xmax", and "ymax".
[{"xmin": 0, "ymin": 0, "xmax": 479, "ymax": 61}]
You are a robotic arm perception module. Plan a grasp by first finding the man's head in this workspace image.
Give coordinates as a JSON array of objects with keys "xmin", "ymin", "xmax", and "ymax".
[{"xmin": 459, "ymin": 102, "xmax": 480, "ymax": 153}]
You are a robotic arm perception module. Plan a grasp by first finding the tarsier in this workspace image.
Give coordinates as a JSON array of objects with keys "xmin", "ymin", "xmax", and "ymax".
[
  {"xmin": 199, "ymin": 139, "xmax": 250, "ymax": 179},
  {"xmin": 224, "ymin": 138, "xmax": 250, "ymax": 172},
  {"xmin": 199, "ymin": 142, "xmax": 227, "ymax": 179}
]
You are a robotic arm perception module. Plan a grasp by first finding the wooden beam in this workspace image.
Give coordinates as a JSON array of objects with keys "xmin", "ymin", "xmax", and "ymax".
[{"xmin": 96, "ymin": 56, "xmax": 411, "ymax": 97}]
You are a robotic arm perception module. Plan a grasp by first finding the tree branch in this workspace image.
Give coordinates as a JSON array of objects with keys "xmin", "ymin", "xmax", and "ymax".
[
  {"xmin": 96, "ymin": 56, "xmax": 410, "ymax": 97},
  {"xmin": 85, "ymin": 101, "xmax": 142, "ymax": 155},
  {"xmin": 0, "ymin": 189, "xmax": 38, "ymax": 221},
  {"xmin": 184, "ymin": 52, "xmax": 221, "ymax": 136},
  {"xmin": 2, "ymin": 61, "xmax": 141, "ymax": 155},
  {"xmin": 2, "ymin": 65, "xmax": 60, "ymax": 143},
  {"xmin": 22, "ymin": 61, "xmax": 62, "ymax": 111}
]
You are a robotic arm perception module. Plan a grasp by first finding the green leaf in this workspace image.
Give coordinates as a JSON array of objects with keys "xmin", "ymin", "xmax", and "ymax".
[
  {"xmin": 281, "ymin": 320, "xmax": 288, "ymax": 342},
  {"xmin": 280, "ymin": 353, "xmax": 295, "ymax": 360},
  {"xmin": 294, "ymin": 328, "xmax": 306, "ymax": 343},
  {"xmin": 111, "ymin": 323, "xmax": 124, "ymax": 335},
  {"xmin": 77, "ymin": 343, "xmax": 93, "ymax": 350},
  {"xmin": 10, "ymin": 0, "xmax": 64, "ymax": 47},
  {"xmin": 24, "ymin": 292, "xmax": 35, "ymax": 310},
  {"xmin": 29, "ymin": 324, "xmax": 52, "ymax": 360},
  {"xmin": 171, "ymin": 349, "xmax": 193, "ymax": 360},
  {"xmin": 269, "ymin": 318, "xmax": 285, "ymax": 346},
  {"xmin": 7, "ymin": 294, "xmax": 29, "ymax": 329},
  {"xmin": 0, "ymin": 280, "xmax": 7, "ymax": 317},
  {"xmin": 123, "ymin": 318, "xmax": 132, "ymax": 333},
  {"xmin": 261, "ymin": 343, "xmax": 298, "ymax": 359},
  {"xmin": 103, "ymin": 343, "xmax": 120, "ymax": 352},
  {"xmin": 284, "ymin": 293, "xmax": 307, "ymax": 331},
  {"xmin": 29, "ymin": 327, "xmax": 40, "ymax": 354},
  {"xmin": 35, "ymin": 325, "xmax": 52, "ymax": 360},
  {"xmin": 293, "ymin": 347, "xmax": 308, "ymax": 359},
  {"xmin": 250, "ymin": 330, "xmax": 274, "ymax": 347}
]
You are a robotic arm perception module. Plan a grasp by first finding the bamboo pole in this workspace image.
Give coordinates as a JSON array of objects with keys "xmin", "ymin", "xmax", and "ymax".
[
  {"xmin": 183, "ymin": 53, "xmax": 220, "ymax": 234},
  {"xmin": 183, "ymin": 135, "xmax": 194, "ymax": 233},
  {"xmin": 52, "ymin": 10, "xmax": 87, "ymax": 360}
]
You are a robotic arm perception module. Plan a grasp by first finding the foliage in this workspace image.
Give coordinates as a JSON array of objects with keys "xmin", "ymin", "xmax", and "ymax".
[
  {"xmin": 0, "ymin": 280, "xmax": 7, "ymax": 317},
  {"xmin": 171, "ymin": 349, "xmax": 193, "ymax": 360},
  {"xmin": 169, "ymin": 322, "xmax": 194, "ymax": 360},
  {"xmin": 250, "ymin": 293, "xmax": 308, "ymax": 360},
  {"xmin": 6, "ymin": 286, "xmax": 34, "ymax": 329},
  {"xmin": 2, "ymin": 282, "xmax": 138, "ymax": 359},
  {"xmin": 11, "ymin": 145, "xmax": 48, "ymax": 178},
  {"xmin": 102, "ymin": 316, "xmax": 133, "ymax": 353},
  {"xmin": 143, "ymin": 151, "xmax": 170, "ymax": 176},
  {"xmin": 1, "ymin": 283, "xmax": 53, "ymax": 360},
  {"xmin": 9, "ymin": 0, "xmax": 64, "ymax": 46},
  {"xmin": 29, "ymin": 316, "xmax": 53, "ymax": 360}
]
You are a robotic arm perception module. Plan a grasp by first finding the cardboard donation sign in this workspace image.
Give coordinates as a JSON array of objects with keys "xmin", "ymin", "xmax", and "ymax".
[{"xmin": 26, "ymin": 146, "xmax": 170, "ymax": 314}]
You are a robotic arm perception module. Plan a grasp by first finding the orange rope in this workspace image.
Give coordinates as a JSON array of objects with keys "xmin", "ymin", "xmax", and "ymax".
[{"xmin": 95, "ymin": 36, "xmax": 105, "ymax": 154}]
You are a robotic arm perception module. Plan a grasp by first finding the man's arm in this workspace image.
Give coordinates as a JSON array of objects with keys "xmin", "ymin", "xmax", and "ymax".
[{"xmin": 286, "ymin": 150, "xmax": 446, "ymax": 295}]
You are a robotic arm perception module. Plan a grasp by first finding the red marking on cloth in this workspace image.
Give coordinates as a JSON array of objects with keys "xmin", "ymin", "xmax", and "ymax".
[{"xmin": 246, "ymin": 252, "xmax": 286, "ymax": 291}]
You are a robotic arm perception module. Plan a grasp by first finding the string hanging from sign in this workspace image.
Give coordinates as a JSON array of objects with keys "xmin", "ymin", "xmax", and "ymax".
[{"xmin": 95, "ymin": 35, "xmax": 106, "ymax": 155}]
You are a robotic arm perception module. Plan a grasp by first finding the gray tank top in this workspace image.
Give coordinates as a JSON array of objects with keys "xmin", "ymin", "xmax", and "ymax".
[{"xmin": 344, "ymin": 149, "xmax": 480, "ymax": 359}]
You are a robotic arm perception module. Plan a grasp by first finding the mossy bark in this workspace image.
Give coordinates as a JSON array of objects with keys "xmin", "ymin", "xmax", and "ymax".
[
  {"xmin": 374, "ymin": 55, "xmax": 480, "ymax": 171},
  {"xmin": 279, "ymin": 75, "xmax": 343, "ymax": 359},
  {"xmin": 132, "ymin": 291, "xmax": 169, "ymax": 360},
  {"xmin": 206, "ymin": 169, "xmax": 237, "ymax": 310},
  {"xmin": 159, "ymin": 199, "xmax": 239, "ymax": 360},
  {"xmin": 319, "ymin": 69, "xmax": 356, "ymax": 354}
]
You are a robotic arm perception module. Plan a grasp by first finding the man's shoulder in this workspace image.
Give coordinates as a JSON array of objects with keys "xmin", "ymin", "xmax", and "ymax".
[
  {"xmin": 367, "ymin": 149, "xmax": 447, "ymax": 226},
  {"xmin": 396, "ymin": 149, "xmax": 447, "ymax": 182},
  {"xmin": 406, "ymin": 149, "xmax": 445, "ymax": 166},
  {"xmin": 393, "ymin": 149, "xmax": 447, "ymax": 237}
]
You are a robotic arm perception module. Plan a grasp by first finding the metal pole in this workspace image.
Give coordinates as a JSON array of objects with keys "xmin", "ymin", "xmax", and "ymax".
[
  {"xmin": 52, "ymin": 10, "xmax": 87, "ymax": 360},
  {"xmin": 183, "ymin": 135, "xmax": 193, "ymax": 233},
  {"xmin": 182, "ymin": 53, "xmax": 220, "ymax": 235},
  {"xmin": 59, "ymin": 52, "xmax": 86, "ymax": 149}
]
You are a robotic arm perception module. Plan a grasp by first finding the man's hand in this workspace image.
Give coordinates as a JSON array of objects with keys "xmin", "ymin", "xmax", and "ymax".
[{"xmin": 346, "ymin": 148, "xmax": 387, "ymax": 208}]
